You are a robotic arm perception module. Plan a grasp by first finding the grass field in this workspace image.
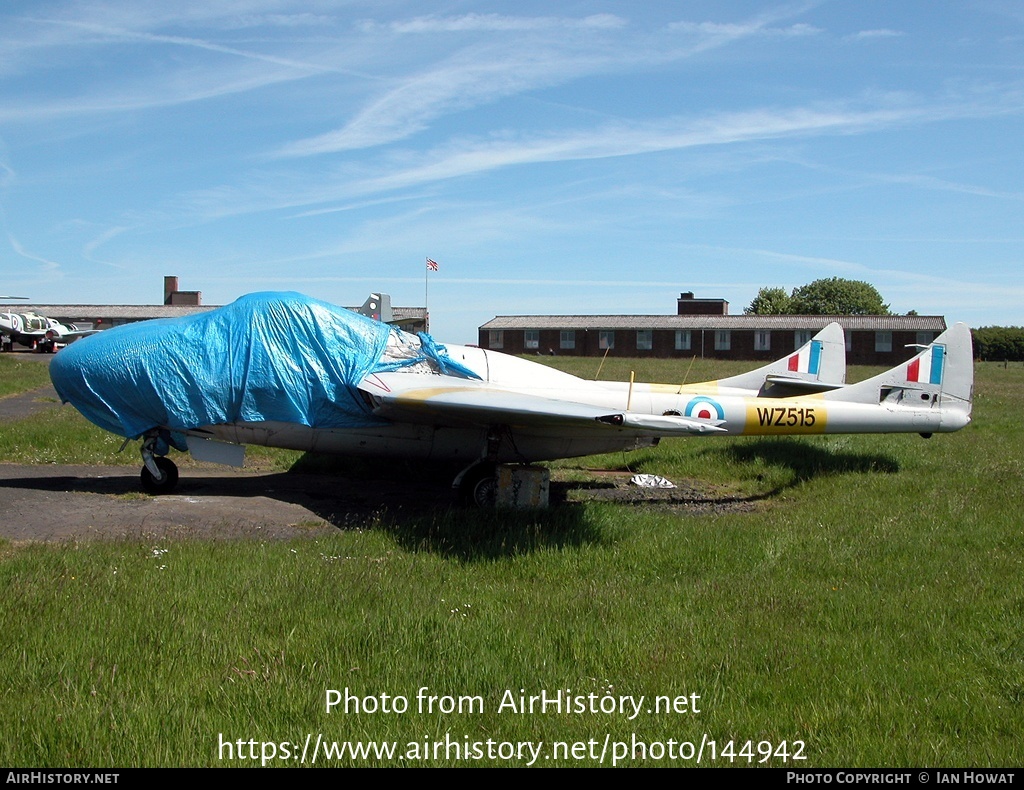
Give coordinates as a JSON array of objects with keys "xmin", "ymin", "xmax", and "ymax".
[
  {"xmin": 0, "ymin": 354, "xmax": 53, "ymax": 398},
  {"xmin": 0, "ymin": 354, "xmax": 1021, "ymax": 767}
]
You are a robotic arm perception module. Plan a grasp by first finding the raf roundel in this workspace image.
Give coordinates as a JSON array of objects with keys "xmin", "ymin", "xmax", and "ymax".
[{"xmin": 684, "ymin": 396, "xmax": 725, "ymax": 422}]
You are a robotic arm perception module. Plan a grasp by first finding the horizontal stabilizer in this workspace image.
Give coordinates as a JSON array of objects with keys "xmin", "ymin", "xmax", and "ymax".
[{"xmin": 763, "ymin": 374, "xmax": 846, "ymax": 394}]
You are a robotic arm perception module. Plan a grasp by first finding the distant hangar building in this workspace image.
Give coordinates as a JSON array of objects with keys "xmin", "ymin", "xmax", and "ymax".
[
  {"xmin": 18, "ymin": 277, "xmax": 428, "ymax": 335},
  {"xmin": 478, "ymin": 291, "xmax": 947, "ymax": 366}
]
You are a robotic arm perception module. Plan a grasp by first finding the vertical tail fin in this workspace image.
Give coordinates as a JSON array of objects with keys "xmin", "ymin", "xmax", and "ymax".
[
  {"xmin": 357, "ymin": 293, "xmax": 393, "ymax": 323},
  {"xmin": 823, "ymin": 323, "xmax": 973, "ymax": 430},
  {"xmin": 717, "ymin": 322, "xmax": 846, "ymax": 395}
]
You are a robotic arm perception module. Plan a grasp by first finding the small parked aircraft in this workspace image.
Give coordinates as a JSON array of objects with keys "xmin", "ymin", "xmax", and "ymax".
[
  {"xmin": 49, "ymin": 293, "xmax": 971, "ymax": 504},
  {"xmin": 0, "ymin": 310, "xmax": 96, "ymax": 353}
]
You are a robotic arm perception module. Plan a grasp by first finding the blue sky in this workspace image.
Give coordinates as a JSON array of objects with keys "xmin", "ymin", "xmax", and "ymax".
[{"xmin": 1, "ymin": 1, "xmax": 1021, "ymax": 342}]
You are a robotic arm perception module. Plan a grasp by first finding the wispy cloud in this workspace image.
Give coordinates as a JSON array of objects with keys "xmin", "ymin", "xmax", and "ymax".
[
  {"xmin": 81, "ymin": 225, "xmax": 132, "ymax": 269},
  {"xmin": 775, "ymin": 151, "xmax": 1024, "ymax": 203},
  {"xmin": 361, "ymin": 13, "xmax": 626, "ymax": 34},
  {"xmin": 7, "ymin": 231, "xmax": 61, "ymax": 273},
  {"xmin": 29, "ymin": 17, "xmax": 341, "ymax": 74},
  {"xmin": 275, "ymin": 47, "xmax": 605, "ymax": 156},
  {"xmin": 0, "ymin": 2, "xmax": 326, "ymax": 75},
  {"xmin": 277, "ymin": 6, "xmax": 822, "ymax": 157},
  {"xmin": 176, "ymin": 92, "xmax": 1004, "ymax": 224},
  {"xmin": 276, "ymin": 31, "xmax": 629, "ymax": 156},
  {"xmin": 179, "ymin": 88, "xmax": 1024, "ymax": 223},
  {"xmin": 667, "ymin": 3, "xmax": 824, "ymax": 55},
  {"xmin": 220, "ymin": 13, "xmax": 338, "ymax": 30},
  {"xmin": 0, "ymin": 63, "xmax": 309, "ymax": 122},
  {"xmin": 669, "ymin": 20, "xmax": 821, "ymax": 38},
  {"xmin": 867, "ymin": 172, "xmax": 1024, "ymax": 201},
  {"xmin": 846, "ymin": 29, "xmax": 904, "ymax": 41},
  {"xmin": 0, "ymin": 5, "xmax": 375, "ymax": 118},
  {"xmin": 341, "ymin": 102, "xmax": 947, "ymax": 197},
  {"xmin": 0, "ymin": 160, "xmax": 14, "ymax": 189}
]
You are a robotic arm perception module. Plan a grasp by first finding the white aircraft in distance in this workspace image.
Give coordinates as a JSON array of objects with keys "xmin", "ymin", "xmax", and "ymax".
[
  {"xmin": 49, "ymin": 293, "xmax": 971, "ymax": 505},
  {"xmin": 0, "ymin": 309, "xmax": 96, "ymax": 353}
]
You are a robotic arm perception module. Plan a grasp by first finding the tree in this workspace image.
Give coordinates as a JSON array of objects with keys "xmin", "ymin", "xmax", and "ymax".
[
  {"xmin": 972, "ymin": 326, "xmax": 1024, "ymax": 361},
  {"xmin": 788, "ymin": 277, "xmax": 891, "ymax": 315},
  {"xmin": 744, "ymin": 287, "xmax": 792, "ymax": 315}
]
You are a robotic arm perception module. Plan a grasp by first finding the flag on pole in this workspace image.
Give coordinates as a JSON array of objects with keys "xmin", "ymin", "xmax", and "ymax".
[{"xmin": 426, "ymin": 258, "xmax": 439, "ymax": 271}]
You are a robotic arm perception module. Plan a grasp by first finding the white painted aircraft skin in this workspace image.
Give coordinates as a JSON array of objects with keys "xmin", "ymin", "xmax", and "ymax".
[{"xmin": 194, "ymin": 322, "xmax": 971, "ymax": 469}]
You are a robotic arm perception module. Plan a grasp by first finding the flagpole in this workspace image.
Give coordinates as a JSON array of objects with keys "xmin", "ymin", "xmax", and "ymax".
[{"xmin": 425, "ymin": 257, "xmax": 438, "ymax": 333}]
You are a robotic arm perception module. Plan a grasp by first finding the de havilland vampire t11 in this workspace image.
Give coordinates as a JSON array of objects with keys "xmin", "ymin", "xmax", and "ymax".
[{"xmin": 49, "ymin": 292, "xmax": 972, "ymax": 505}]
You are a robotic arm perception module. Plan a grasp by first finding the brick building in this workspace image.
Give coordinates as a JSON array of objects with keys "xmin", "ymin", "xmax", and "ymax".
[{"xmin": 478, "ymin": 294, "xmax": 946, "ymax": 366}]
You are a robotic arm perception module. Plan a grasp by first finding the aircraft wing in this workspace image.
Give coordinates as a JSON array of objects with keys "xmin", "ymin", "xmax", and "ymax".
[
  {"xmin": 41, "ymin": 323, "xmax": 101, "ymax": 342},
  {"xmin": 358, "ymin": 372, "xmax": 725, "ymax": 436}
]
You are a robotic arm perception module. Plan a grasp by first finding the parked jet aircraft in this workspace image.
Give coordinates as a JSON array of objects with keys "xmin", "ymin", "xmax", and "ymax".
[
  {"xmin": 49, "ymin": 293, "xmax": 971, "ymax": 504},
  {"xmin": 0, "ymin": 310, "xmax": 96, "ymax": 352}
]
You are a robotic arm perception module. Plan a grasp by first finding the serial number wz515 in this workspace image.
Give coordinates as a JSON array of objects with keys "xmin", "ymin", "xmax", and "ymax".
[{"xmin": 754, "ymin": 406, "xmax": 817, "ymax": 428}]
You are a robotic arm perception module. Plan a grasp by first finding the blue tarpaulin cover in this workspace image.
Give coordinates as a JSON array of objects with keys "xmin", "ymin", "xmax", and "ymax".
[{"xmin": 50, "ymin": 292, "xmax": 477, "ymax": 439}]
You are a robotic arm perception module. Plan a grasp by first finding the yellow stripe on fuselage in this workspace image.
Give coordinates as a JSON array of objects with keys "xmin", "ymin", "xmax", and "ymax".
[
  {"xmin": 397, "ymin": 386, "xmax": 477, "ymax": 401},
  {"xmin": 743, "ymin": 402, "xmax": 828, "ymax": 435}
]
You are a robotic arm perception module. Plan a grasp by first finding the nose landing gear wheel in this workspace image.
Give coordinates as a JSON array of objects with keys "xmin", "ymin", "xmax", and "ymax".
[{"xmin": 141, "ymin": 457, "xmax": 179, "ymax": 494}]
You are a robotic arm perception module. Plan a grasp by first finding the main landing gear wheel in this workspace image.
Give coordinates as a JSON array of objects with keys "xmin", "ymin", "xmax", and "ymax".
[
  {"xmin": 141, "ymin": 456, "xmax": 179, "ymax": 494},
  {"xmin": 458, "ymin": 463, "xmax": 498, "ymax": 508}
]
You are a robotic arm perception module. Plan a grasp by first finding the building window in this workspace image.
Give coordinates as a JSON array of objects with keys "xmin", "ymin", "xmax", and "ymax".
[
  {"xmin": 794, "ymin": 330, "xmax": 812, "ymax": 349},
  {"xmin": 489, "ymin": 330, "xmax": 503, "ymax": 349},
  {"xmin": 675, "ymin": 330, "xmax": 691, "ymax": 351},
  {"xmin": 524, "ymin": 329, "xmax": 539, "ymax": 350},
  {"xmin": 636, "ymin": 330, "xmax": 653, "ymax": 350},
  {"xmin": 560, "ymin": 330, "xmax": 575, "ymax": 350},
  {"xmin": 715, "ymin": 330, "xmax": 731, "ymax": 351},
  {"xmin": 875, "ymin": 331, "xmax": 892, "ymax": 353},
  {"xmin": 754, "ymin": 330, "xmax": 771, "ymax": 351},
  {"xmin": 916, "ymin": 331, "xmax": 934, "ymax": 346},
  {"xmin": 599, "ymin": 331, "xmax": 615, "ymax": 350}
]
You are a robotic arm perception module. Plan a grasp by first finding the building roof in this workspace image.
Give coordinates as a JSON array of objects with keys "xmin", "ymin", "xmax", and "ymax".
[
  {"xmin": 379, "ymin": 307, "xmax": 427, "ymax": 321},
  {"xmin": 480, "ymin": 314, "xmax": 947, "ymax": 332},
  {"xmin": 13, "ymin": 304, "xmax": 427, "ymax": 322},
  {"xmin": 16, "ymin": 305, "xmax": 214, "ymax": 320}
]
